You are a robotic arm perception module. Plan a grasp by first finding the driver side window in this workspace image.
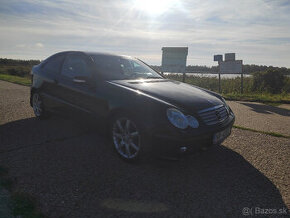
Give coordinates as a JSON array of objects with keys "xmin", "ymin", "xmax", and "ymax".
[{"xmin": 61, "ymin": 54, "xmax": 90, "ymax": 79}]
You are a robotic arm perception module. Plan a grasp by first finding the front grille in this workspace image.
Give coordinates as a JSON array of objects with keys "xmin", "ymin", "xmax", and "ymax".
[{"xmin": 198, "ymin": 105, "xmax": 229, "ymax": 125}]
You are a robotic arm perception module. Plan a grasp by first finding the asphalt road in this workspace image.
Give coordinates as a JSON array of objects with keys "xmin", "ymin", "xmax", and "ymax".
[{"xmin": 0, "ymin": 80, "xmax": 289, "ymax": 218}]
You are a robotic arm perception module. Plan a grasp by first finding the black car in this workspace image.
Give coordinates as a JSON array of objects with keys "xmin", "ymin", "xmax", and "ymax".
[{"xmin": 30, "ymin": 51, "xmax": 235, "ymax": 161}]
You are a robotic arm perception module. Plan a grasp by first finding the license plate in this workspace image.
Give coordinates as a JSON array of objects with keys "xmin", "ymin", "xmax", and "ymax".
[{"xmin": 213, "ymin": 127, "xmax": 232, "ymax": 144}]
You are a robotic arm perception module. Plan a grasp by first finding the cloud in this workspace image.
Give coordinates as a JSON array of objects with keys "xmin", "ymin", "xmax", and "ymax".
[
  {"xmin": 0, "ymin": 0, "xmax": 289, "ymax": 67},
  {"xmin": 35, "ymin": 42, "xmax": 44, "ymax": 48}
]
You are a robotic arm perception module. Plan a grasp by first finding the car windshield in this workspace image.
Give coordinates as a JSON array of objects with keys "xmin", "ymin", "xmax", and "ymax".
[{"xmin": 91, "ymin": 55, "xmax": 163, "ymax": 80}]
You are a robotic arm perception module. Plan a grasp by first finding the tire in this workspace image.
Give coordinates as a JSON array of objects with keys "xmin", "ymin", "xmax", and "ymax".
[
  {"xmin": 110, "ymin": 113, "xmax": 146, "ymax": 162},
  {"xmin": 32, "ymin": 92, "xmax": 48, "ymax": 119}
]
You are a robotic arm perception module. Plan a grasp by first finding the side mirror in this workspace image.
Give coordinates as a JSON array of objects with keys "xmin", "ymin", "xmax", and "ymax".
[{"xmin": 73, "ymin": 76, "xmax": 87, "ymax": 84}]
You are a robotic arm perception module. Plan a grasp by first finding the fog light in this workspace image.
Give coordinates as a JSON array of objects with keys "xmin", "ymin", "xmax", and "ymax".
[{"xmin": 180, "ymin": 146, "xmax": 187, "ymax": 153}]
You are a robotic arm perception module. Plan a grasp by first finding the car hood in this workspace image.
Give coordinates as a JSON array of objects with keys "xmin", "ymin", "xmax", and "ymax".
[{"xmin": 108, "ymin": 79, "xmax": 223, "ymax": 112}]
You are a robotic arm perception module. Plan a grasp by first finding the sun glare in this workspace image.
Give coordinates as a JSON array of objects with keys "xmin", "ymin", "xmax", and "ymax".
[{"xmin": 133, "ymin": 0, "xmax": 176, "ymax": 16}]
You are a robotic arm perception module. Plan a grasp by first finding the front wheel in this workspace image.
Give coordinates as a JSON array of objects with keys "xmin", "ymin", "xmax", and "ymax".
[
  {"xmin": 110, "ymin": 115, "xmax": 143, "ymax": 161},
  {"xmin": 32, "ymin": 92, "xmax": 48, "ymax": 119}
]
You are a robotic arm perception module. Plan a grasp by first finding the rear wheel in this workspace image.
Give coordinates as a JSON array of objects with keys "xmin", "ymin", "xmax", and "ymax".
[
  {"xmin": 111, "ymin": 115, "xmax": 143, "ymax": 161},
  {"xmin": 32, "ymin": 92, "xmax": 48, "ymax": 119}
]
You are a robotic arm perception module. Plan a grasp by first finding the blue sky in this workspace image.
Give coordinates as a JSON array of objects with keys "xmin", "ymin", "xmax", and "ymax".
[{"xmin": 0, "ymin": 0, "xmax": 290, "ymax": 67}]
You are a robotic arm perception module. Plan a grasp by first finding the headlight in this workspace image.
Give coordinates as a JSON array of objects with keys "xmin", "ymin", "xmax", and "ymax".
[
  {"xmin": 166, "ymin": 108, "xmax": 188, "ymax": 129},
  {"xmin": 166, "ymin": 108, "xmax": 199, "ymax": 129},
  {"xmin": 187, "ymin": 115, "xmax": 199, "ymax": 128}
]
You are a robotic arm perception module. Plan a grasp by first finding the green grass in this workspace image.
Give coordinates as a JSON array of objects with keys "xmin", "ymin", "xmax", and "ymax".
[
  {"xmin": 0, "ymin": 73, "xmax": 31, "ymax": 86},
  {"xmin": 233, "ymin": 125, "xmax": 290, "ymax": 138},
  {"xmin": 223, "ymin": 93, "xmax": 290, "ymax": 104}
]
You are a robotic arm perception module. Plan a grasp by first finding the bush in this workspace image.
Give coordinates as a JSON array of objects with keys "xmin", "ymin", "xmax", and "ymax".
[
  {"xmin": 252, "ymin": 69, "xmax": 286, "ymax": 94},
  {"xmin": 164, "ymin": 74, "xmax": 253, "ymax": 94},
  {"xmin": 1, "ymin": 66, "xmax": 31, "ymax": 77}
]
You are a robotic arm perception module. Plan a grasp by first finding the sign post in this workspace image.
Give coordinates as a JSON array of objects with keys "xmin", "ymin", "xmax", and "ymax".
[
  {"xmin": 218, "ymin": 65, "xmax": 221, "ymax": 93},
  {"xmin": 241, "ymin": 64, "xmax": 244, "ymax": 94},
  {"xmin": 214, "ymin": 55, "xmax": 223, "ymax": 93},
  {"xmin": 214, "ymin": 53, "xmax": 243, "ymax": 94}
]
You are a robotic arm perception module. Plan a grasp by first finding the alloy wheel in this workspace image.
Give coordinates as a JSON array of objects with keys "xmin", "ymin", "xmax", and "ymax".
[
  {"xmin": 112, "ymin": 117, "xmax": 141, "ymax": 159},
  {"xmin": 32, "ymin": 93, "xmax": 42, "ymax": 117}
]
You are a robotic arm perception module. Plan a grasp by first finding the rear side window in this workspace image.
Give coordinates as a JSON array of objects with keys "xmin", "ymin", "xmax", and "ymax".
[
  {"xmin": 42, "ymin": 54, "xmax": 65, "ymax": 74},
  {"xmin": 61, "ymin": 54, "xmax": 90, "ymax": 79}
]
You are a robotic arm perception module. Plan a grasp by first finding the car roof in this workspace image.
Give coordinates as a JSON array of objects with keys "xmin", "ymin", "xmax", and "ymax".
[{"xmin": 53, "ymin": 51, "xmax": 132, "ymax": 59}]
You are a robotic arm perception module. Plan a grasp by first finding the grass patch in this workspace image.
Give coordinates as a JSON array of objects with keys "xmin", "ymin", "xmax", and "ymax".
[
  {"xmin": 0, "ymin": 166, "xmax": 45, "ymax": 218},
  {"xmin": 10, "ymin": 192, "xmax": 45, "ymax": 218},
  {"xmin": 233, "ymin": 125, "xmax": 290, "ymax": 138},
  {"xmin": 0, "ymin": 73, "xmax": 31, "ymax": 86},
  {"xmin": 224, "ymin": 93, "xmax": 290, "ymax": 104}
]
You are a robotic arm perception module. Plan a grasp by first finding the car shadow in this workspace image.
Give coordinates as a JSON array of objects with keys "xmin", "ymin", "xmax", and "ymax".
[
  {"xmin": 0, "ymin": 116, "xmax": 288, "ymax": 217},
  {"xmin": 240, "ymin": 102, "xmax": 290, "ymax": 116}
]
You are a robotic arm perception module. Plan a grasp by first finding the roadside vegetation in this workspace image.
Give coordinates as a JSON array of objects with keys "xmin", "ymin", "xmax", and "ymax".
[
  {"xmin": 0, "ymin": 58, "xmax": 40, "ymax": 77},
  {"xmin": 165, "ymin": 70, "xmax": 290, "ymax": 104},
  {"xmin": 0, "ymin": 58, "xmax": 38, "ymax": 85},
  {"xmin": 0, "ymin": 58, "xmax": 289, "ymax": 104}
]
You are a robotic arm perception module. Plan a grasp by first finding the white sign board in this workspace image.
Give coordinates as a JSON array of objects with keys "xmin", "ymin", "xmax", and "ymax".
[
  {"xmin": 161, "ymin": 47, "xmax": 188, "ymax": 73},
  {"xmin": 220, "ymin": 60, "xmax": 243, "ymax": 74}
]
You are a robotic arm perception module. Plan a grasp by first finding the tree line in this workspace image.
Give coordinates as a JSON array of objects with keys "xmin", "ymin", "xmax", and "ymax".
[{"xmin": 0, "ymin": 58, "xmax": 40, "ymax": 66}]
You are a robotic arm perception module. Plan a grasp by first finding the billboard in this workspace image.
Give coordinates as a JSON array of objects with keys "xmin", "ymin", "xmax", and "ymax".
[
  {"xmin": 161, "ymin": 47, "xmax": 188, "ymax": 73},
  {"xmin": 220, "ymin": 60, "xmax": 243, "ymax": 74}
]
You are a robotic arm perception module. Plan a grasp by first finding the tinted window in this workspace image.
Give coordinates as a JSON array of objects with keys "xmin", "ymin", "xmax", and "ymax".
[
  {"xmin": 91, "ymin": 55, "xmax": 162, "ymax": 80},
  {"xmin": 42, "ymin": 54, "xmax": 65, "ymax": 74},
  {"xmin": 61, "ymin": 54, "xmax": 90, "ymax": 78}
]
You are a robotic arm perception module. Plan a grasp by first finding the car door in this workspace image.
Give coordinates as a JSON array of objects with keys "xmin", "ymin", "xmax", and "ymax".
[
  {"xmin": 55, "ymin": 52, "xmax": 100, "ymax": 116},
  {"xmin": 38, "ymin": 53, "xmax": 66, "ymax": 111}
]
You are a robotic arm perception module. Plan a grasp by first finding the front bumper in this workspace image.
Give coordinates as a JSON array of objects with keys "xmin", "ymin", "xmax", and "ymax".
[{"xmin": 148, "ymin": 112, "xmax": 235, "ymax": 157}]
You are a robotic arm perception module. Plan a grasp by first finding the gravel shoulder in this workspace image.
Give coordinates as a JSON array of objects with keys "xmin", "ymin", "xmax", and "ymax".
[
  {"xmin": 227, "ymin": 101, "xmax": 290, "ymax": 136},
  {"xmin": 0, "ymin": 80, "xmax": 33, "ymax": 125}
]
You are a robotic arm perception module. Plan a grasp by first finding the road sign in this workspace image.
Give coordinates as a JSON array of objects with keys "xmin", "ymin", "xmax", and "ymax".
[
  {"xmin": 214, "ymin": 55, "xmax": 223, "ymax": 62},
  {"xmin": 219, "ymin": 60, "xmax": 242, "ymax": 74},
  {"xmin": 161, "ymin": 47, "xmax": 188, "ymax": 73},
  {"xmin": 224, "ymin": 53, "xmax": 235, "ymax": 61}
]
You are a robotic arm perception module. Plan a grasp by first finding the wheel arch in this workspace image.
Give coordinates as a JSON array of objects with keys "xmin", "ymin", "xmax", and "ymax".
[
  {"xmin": 107, "ymin": 107, "xmax": 137, "ymax": 122},
  {"xmin": 30, "ymin": 87, "xmax": 37, "ymax": 107}
]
